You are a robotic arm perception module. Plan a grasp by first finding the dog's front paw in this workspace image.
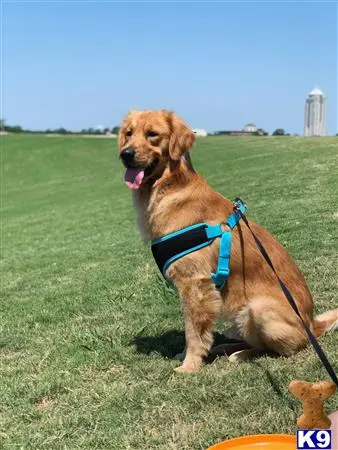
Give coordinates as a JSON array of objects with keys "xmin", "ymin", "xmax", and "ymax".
[
  {"xmin": 174, "ymin": 364, "xmax": 199, "ymax": 373},
  {"xmin": 174, "ymin": 360, "xmax": 202, "ymax": 373}
]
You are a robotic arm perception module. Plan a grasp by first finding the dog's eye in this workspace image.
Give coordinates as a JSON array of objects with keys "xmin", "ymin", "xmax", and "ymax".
[
  {"xmin": 146, "ymin": 131, "xmax": 159, "ymax": 138},
  {"xmin": 126, "ymin": 130, "xmax": 133, "ymax": 137}
]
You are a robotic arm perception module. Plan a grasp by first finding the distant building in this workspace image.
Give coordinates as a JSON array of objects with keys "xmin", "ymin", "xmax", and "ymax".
[
  {"xmin": 304, "ymin": 87, "xmax": 327, "ymax": 136},
  {"xmin": 243, "ymin": 123, "xmax": 257, "ymax": 133},
  {"xmin": 214, "ymin": 123, "xmax": 267, "ymax": 137},
  {"xmin": 215, "ymin": 130, "xmax": 253, "ymax": 136},
  {"xmin": 192, "ymin": 128, "xmax": 207, "ymax": 137}
]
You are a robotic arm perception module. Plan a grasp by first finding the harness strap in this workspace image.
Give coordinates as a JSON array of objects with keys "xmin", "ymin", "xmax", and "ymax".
[
  {"xmin": 151, "ymin": 223, "xmax": 216, "ymax": 278},
  {"xmin": 211, "ymin": 199, "xmax": 247, "ymax": 289},
  {"xmin": 151, "ymin": 201, "xmax": 247, "ymax": 288},
  {"xmin": 211, "ymin": 231, "xmax": 231, "ymax": 289},
  {"xmin": 236, "ymin": 202, "xmax": 338, "ymax": 387}
]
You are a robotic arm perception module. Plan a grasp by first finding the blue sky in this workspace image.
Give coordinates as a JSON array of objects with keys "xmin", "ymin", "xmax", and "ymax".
[{"xmin": 3, "ymin": 1, "xmax": 337, "ymax": 134}]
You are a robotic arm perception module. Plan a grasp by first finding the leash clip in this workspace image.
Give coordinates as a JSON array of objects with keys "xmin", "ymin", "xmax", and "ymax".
[{"xmin": 233, "ymin": 197, "xmax": 247, "ymax": 214}]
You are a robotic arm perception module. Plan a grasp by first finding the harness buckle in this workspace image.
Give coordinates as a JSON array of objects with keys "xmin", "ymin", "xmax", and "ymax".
[
  {"xmin": 211, "ymin": 268, "xmax": 230, "ymax": 288},
  {"xmin": 233, "ymin": 197, "xmax": 247, "ymax": 213}
]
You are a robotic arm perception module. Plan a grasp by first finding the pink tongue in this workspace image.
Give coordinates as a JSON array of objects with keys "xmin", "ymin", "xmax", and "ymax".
[{"xmin": 124, "ymin": 168, "xmax": 145, "ymax": 190}]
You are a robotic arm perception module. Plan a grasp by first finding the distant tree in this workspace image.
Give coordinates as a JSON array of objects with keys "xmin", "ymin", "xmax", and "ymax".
[
  {"xmin": 55, "ymin": 127, "xmax": 68, "ymax": 134},
  {"xmin": 336, "ymin": 133, "xmax": 338, "ymax": 136},
  {"xmin": 272, "ymin": 128, "xmax": 286, "ymax": 136},
  {"xmin": 14, "ymin": 125, "xmax": 23, "ymax": 133},
  {"xmin": 81, "ymin": 128, "xmax": 94, "ymax": 134},
  {"xmin": 253, "ymin": 128, "xmax": 269, "ymax": 136},
  {"xmin": 6, "ymin": 124, "xmax": 23, "ymax": 133},
  {"xmin": 0, "ymin": 119, "xmax": 5, "ymax": 130},
  {"xmin": 112, "ymin": 126, "xmax": 120, "ymax": 134}
]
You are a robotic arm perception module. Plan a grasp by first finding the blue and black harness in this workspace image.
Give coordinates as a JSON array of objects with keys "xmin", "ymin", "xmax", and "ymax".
[
  {"xmin": 150, "ymin": 197, "xmax": 338, "ymax": 387},
  {"xmin": 151, "ymin": 198, "xmax": 247, "ymax": 290}
]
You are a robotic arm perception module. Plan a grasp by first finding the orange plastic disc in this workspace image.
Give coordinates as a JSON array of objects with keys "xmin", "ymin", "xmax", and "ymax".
[{"xmin": 207, "ymin": 434, "xmax": 296, "ymax": 450}]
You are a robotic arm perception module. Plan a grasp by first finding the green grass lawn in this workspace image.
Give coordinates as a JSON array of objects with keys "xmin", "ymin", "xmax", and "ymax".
[{"xmin": 1, "ymin": 135, "xmax": 337, "ymax": 449}]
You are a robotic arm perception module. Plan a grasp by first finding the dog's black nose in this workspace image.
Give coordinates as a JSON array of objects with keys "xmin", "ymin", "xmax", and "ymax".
[{"xmin": 120, "ymin": 148, "xmax": 135, "ymax": 166}]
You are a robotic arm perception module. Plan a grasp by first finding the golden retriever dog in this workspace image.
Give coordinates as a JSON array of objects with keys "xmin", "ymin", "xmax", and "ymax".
[{"xmin": 118, "ymin": 109, "xmax": 338, "ymax": 373}]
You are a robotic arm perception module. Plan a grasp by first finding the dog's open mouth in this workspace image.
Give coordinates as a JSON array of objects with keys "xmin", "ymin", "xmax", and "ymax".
[{"xmin": 124, "ymin": 159, "xmax": 158, "ymax": 190}]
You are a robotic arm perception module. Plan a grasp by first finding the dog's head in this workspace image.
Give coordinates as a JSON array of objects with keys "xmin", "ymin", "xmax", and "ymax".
[{"xmin": 118, "ymin": 109, "xmax": 195, "ymax": 190}]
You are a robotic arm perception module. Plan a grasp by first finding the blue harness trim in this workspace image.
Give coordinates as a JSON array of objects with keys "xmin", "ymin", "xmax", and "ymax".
[{"xmin": 151, "ymin": 198, "xmax": 247, "ymax": 289}]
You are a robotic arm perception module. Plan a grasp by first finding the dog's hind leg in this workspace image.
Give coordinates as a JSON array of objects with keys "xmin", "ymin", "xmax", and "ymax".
[
  {"xmin": 228, "ymin": 348, "xmax": 268, "ymax": 363},
  {"xmin": 210, "ymin": 323, "xmax": 270, "ymax": 362},
  {"xmin": 236, "ymin": 296, "xmax": 309, "ymax": 356},
  {"xmin": 174, "ymin": 281, "xmax": 222, "ymax": 373}
]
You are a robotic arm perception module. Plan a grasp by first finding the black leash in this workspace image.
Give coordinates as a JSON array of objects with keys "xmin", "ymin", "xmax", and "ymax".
[{"xmin": 234, "ymin": 199, "xmax": 338, "ymax": 387}]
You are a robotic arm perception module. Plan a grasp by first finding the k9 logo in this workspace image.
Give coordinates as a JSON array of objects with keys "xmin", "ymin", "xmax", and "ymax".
[{"xmin": 297, "ymin": 430, "xmax": 332, "ymax": 449}]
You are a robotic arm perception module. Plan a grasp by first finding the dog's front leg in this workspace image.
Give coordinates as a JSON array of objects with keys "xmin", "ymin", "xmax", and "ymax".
[{"xmin": 174, "ymin": 280, "xmax": 222, "ymax": 373}]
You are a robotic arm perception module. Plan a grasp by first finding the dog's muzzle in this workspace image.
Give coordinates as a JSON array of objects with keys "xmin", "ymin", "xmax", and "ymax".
[{"xmin": 120, "ymin": 148, "xmax": 136, "ymax": 167}]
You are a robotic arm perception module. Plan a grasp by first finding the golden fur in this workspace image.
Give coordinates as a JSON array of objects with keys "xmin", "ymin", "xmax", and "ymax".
[{"xmin": 118, "ymin": 109, "xmax": 338, "ymax": 373}]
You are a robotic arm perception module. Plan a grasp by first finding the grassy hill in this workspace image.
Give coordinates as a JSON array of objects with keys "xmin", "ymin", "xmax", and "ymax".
[{"xmin": 1, "ymin": 135, "xmax": 337, "ymax": 449}]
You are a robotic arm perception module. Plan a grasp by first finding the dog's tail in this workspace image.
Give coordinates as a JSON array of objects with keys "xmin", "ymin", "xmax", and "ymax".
[{"xmin": 312, "ymin": 308, "xmax": 338, "ymax": 338}]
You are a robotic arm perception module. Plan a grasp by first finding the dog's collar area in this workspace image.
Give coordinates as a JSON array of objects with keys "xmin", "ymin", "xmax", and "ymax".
[{"xmin": 151, "ymin": 198, "xmax": 247, "ymax": 290}]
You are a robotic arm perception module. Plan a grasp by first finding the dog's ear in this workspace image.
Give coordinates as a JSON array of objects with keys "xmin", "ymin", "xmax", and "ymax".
[{"xmin": 168, "ymin": 112, "xmax": 195, "ymax": 161}]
